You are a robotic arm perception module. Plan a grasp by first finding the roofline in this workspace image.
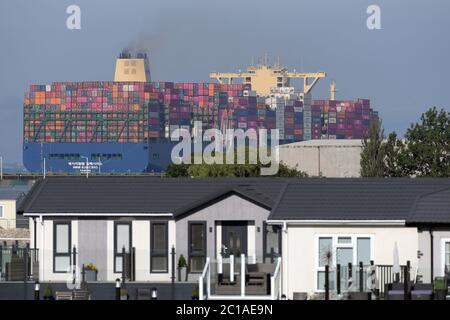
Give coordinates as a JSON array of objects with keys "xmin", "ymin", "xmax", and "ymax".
[
  {"xmin": 266, "ymin": 219, "xmax": 406, "ymax": 226},
  {"xmin": 174, "ymin": 188, "xmax": 272, "ymax": 220},
  {"xmin": 23, "ymin": 212, "xmax": 173, "ymax": 217}
]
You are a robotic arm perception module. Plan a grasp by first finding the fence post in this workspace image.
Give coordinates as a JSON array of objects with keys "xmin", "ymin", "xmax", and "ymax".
[
  {"xmin": 348, "ymin": 262, "xmax": 353, "ymax": 291},
  {"xmin": 81, "ymin": 264, "xmax": 86, "ymax": 286},
  {"xmin": 218, "ymin": 253, "xmax": 223, "ymax": 284},
  {"xmin": 24, "ymin": 244, "xmax": 30, "ymax": 281},
  {"xmin": 241, "ymin": 254, "xmax": 245, "ymax": 297},
  {"xmin": 359, "ymin": 262, "xmax": 364, "ymax": 292},
  {"xmin": 131, "ymin": 247, "xmax": 136, "ymax": 282},
  {"xmin": 325, "ymin": 265, "xmax": 330, "ymax": 300},
  {"xmin": 72, "ymin": 245, "xmax": 77, "ymax": 285},
  {"xmin": 122, "ymin": 246, "xmax": 126, "ymax": 285},
  {"xmin": 171, "ymin": 246, "xmax": 176, "ymax": 300},
  {"xmin": 230, "ymin": 255, "xmax": 235, "ymax": 284},
  {"xmin": 370, "ymin": 260, "xmax": 376, "ymax": 298},
  {"xmin": 404, "ymin": 261, "xmax": 410, "ymax": 300},
  {"xmin": 336, "ymin": 264, "xmax": 341, "ymax": 295}
]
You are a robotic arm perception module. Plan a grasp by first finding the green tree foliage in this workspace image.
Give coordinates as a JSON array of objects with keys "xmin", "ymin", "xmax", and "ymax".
[
  {"xmin": 360, "ymin": 119, "xmax": 385, "ymax": 177},
  {"xmin": 361, "ymin": 107, "xmax": 450, "ymax": 177},
  {"xmin": 390, "ymin": 107, "xmax": 450, "ymax": 177}
]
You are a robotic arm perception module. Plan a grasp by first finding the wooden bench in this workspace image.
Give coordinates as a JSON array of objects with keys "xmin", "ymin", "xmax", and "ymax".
[{"xmin": 55, "ymin": 290, "xmax": 91, "ymax": 300}]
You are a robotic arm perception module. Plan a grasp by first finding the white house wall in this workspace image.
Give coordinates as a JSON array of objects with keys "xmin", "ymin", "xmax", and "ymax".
[
  {"xmin": 38, "ymin": 219, "xmax": 79, "ymax": 282},
  {"xmin": 0, "ymin": 199, "xmax": 17, "ymax": 229},
  {"xmin": 36, "ymin": 217, "xmax": 175, "ymax": 282},
  {"xmin": 417, "ymin": 229, "xmax": 450, "ymax": 282},
  {"xmin": 283, "ymin": 225, "xmax": 418, "ymax": 299}
]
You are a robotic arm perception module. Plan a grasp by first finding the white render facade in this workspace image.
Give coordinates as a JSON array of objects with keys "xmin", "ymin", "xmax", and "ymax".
[{"xmin": 272, "ymin": 222, "xmax": 419, "ymax": 298}]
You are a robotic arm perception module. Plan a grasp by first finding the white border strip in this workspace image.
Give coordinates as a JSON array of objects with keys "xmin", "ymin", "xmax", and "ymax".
[
  {"xmin": 267, "ymin": 219, "xmax": 405, "ymax": 226},
  {"xmin": 23, "ymin": 212, "xmax": 173, "ymax": 217}
]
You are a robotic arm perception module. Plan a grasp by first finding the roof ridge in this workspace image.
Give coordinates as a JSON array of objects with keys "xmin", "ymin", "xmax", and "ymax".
[
  {"xmin": 408, "ymin": 185, "xmax": 450, "ymax": 220},
  {"xmin": 19, "ymin": 178, "xmax": 47, "ymax": 213},
  {"xmin": 268, "ymin": 181, "xmax": 290, "ymax": 218}
]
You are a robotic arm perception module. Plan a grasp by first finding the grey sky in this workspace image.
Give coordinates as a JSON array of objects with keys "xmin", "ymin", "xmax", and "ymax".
[{"xmin": 1, "ymin": 0, "xmax": 449, "ymax": 164}]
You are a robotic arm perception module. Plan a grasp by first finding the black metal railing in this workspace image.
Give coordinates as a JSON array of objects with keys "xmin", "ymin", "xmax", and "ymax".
[{"xmin": 0, "ymin": 244, "xmax": 39, "ymax": 281}]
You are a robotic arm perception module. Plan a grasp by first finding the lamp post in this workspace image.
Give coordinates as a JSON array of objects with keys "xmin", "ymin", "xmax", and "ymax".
[
  {"xmin": 115, "ymin": 278, "xmax": 121, "ymax": 300},
  {"xmin": 34, "ymin": 281, "xmax": 40, "ymax": 300},
  {"xmin": 151, "ymin": 287, "xmax": 158, "ymax": 300},
  {"xmin": 80, "ymin": 156, "xmax": 89, "ymax": 178}
]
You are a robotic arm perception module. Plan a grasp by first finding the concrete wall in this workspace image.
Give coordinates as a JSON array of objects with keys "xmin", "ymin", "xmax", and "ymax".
[
  {"xmin": 282, "ymin": 225, "xmax": 419, "ymax": 299},
  {"xmin": 417, "ymin": 228, "xmax": 450, "ymax": 283},
  {"xmin": 176, "ymin": 194, "xmax": 270, "ymax": 265},
  {"xmin": 0, "ymin": 199, "xmax": 16, "ymax": 229},
  {"xmin": 277, "ymin": 140, "xmax": 363, "ymax": 177},
  {"xmin": 78, "ymin": 220, "xmax": 108, "ymax": 281}
]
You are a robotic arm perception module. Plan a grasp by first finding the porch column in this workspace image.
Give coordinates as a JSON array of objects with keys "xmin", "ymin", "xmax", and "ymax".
[{"xmin": 281, "ymin": 222, "xmax": 288, "ymax": 298}]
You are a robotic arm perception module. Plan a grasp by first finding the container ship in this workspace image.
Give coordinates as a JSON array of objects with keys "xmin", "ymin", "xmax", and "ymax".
[{"xmin": 22, "ymin": 52, "xmax": 379, "ymax": 173}]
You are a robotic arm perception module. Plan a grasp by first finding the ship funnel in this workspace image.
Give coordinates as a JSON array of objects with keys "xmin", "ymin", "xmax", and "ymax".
[{"xmin": 114, "ymin": 51, "xmax": 151, "ymax": 82}]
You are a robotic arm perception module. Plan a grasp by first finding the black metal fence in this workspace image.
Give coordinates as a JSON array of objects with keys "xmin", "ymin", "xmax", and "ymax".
[{"xmin": 323, "ymin": 261, "xmax": 411, "ymax": 299}]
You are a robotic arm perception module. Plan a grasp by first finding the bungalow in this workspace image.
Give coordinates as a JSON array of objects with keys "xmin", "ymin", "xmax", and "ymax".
[
  {"xmin": 16, "ymin": 177, "xmax": 450, "ymax": 299},
  {"xmin": 267, "ymin": 179, "xmax": 450, "ymax": 298}
]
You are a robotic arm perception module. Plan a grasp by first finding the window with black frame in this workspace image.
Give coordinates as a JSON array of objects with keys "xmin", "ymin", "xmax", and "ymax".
[
  {"xmin": 54, "ymin": 222, "xmax": 71, "ymax": 273},
  {"xmin": 188, "ymin": 222, "xmax": 206, "ymax": 273},
  {"xmin": 114, "ymin": 222, "xmax": 131, "ymax": 273},
  {"xmin": 264, "ymin": 223, "xmax": 282, "ymax": 263},
  {"xmin": 150, "ymin": 222, "xmax": 168, "ymax": 273}
]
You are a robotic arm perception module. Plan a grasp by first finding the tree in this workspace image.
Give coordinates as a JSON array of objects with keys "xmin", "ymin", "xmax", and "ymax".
[
  {"xmin": 382, "ymin": 107, "xmax": 450, "ymax": 177},
  {"xmin": 383, "ymin": 132, "xmax": 409, "ymax": 177},
  {"xmin": 165, "ymin": 163, "xmax": 190, "ymax": 177},
  {"xmin": 165, "ymin": 161, "xmax": 307, "ymax": 177},
  {"xmin": 360, "ymin": 119, "xmax": 385, "ymax": 177}
]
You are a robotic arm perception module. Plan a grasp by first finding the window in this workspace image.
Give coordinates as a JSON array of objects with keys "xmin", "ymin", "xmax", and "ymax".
[
  {"xmin": 263, "ymin": 223, "xmax": 282, "ymax": 263},
  {"xmin": 114, "ymin": 222, "xmax": 131, "ymax": 273},
  {"xmin": 188, "ymin": 222, "xmax": 206, "ymax": 273},
  {"xmin": 316, "ymin": 235, "xmax": 373, "ymax": 291},
  {"xmin": 53, "ymin": 222, "xmax": 71, "ymax": 273},
  {"xmin": 441, "ymin": 239, "xmax": 450, "ymax": 277},
  {"xmin": 151, "ymin": 222, "xmax": 168, "ymax": 273},
  {"xmin": 0, "ymin": 205, "xmax": 4, "ymax": 218}
]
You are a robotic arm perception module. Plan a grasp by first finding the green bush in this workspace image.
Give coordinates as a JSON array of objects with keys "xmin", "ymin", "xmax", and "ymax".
[
  {"xmin": 178, "ymin": 254, "xmax": 187, "ymax": 269},
  {"xmin": 43, "ymin": 284, "xmax": 53, "ymax": 298},
  {"xmin": 434, "ymin": 277, "xmax": 447, "ymax": 290},
  {"xmin": 85, "ymin": 262, "xmax": 98, "ymax": 272},
  {"xmin": 192, "ymin": 284, "xmax": 199, "ymax": 297}
]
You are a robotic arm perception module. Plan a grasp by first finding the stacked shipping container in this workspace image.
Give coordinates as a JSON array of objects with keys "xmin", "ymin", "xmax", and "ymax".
[{"xmin": 24, "ymin": 82, "xmax": 379, "ymax": 145}]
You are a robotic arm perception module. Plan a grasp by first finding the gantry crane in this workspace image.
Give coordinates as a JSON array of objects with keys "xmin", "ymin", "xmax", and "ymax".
[{"xmin": 209, "ymin": 59, "xmax": 326, "ymax": 96}]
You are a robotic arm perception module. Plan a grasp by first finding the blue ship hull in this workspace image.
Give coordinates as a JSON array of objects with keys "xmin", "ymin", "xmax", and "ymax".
[{"xmin": 23, "ymin": 141, "xmax": 177, "ymax": 173}]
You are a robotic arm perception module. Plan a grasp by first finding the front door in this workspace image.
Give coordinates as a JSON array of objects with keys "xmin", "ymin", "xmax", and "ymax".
[{"xmin": 221, "ymin": 222, "xmax": 247, "ymax": 257}]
